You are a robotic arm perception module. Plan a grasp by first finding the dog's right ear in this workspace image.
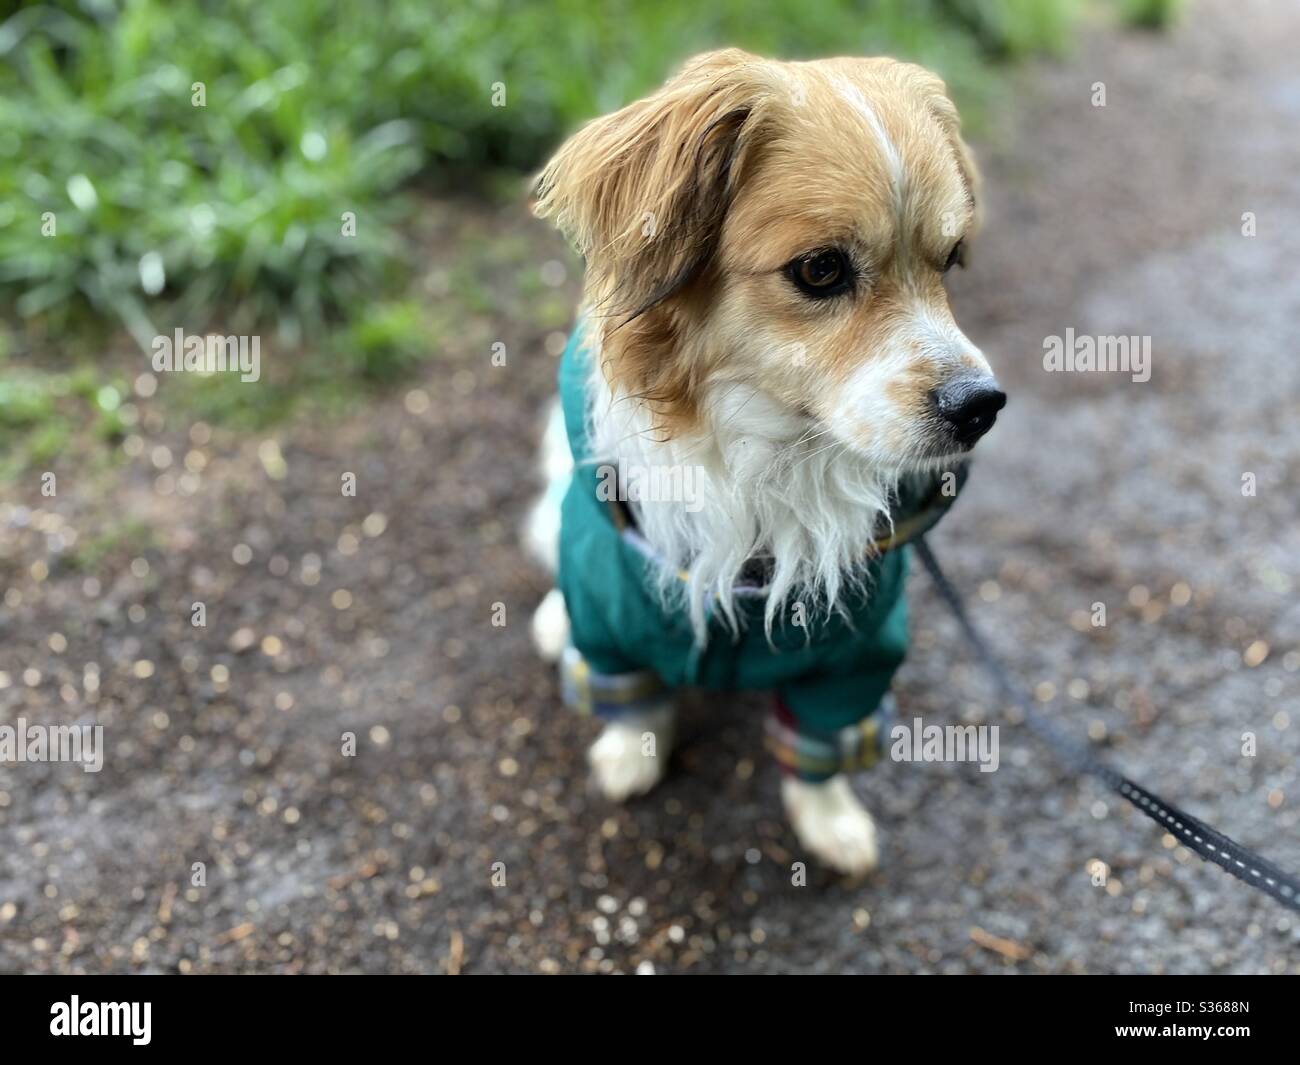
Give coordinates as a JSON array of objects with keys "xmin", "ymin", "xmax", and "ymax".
[{"xmin": 532, "ymin": 49, "xmax": 771, "ymax": 323}]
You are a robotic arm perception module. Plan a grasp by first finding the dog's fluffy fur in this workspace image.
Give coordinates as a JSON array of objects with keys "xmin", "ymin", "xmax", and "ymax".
[
  {"xmin": 528, "ymin": 49, "xmax": 997, "ymax": 874},
  {"xmin": 587, "ymin": 350, "xmax": 898, "ymax": 639}
]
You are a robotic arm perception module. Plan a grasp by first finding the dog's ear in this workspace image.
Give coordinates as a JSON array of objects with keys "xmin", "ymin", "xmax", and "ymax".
[
  {"xmin": 533, "ymin": 49, "xmax": 770, "ymax": 323},
  {"xmin": 904, "ymin": 65, "xmax": 983, "ymax": 238}
]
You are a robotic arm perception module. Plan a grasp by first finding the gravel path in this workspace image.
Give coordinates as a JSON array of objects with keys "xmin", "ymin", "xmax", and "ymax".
[{"xmin": 1, "ymin": 0, "xmax": 1297, "ymax": 973}]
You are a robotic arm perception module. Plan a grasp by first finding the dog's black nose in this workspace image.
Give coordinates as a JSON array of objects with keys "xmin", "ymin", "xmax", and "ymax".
[{"xmin": 932, "ymin": 373, "xmax": 1006, "ymax": 446}]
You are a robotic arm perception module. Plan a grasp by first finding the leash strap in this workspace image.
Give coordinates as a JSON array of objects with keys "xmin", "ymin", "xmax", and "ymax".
[{"xmin": 914, "ymin": 536, "xmax": 1300, "ymax": 913}]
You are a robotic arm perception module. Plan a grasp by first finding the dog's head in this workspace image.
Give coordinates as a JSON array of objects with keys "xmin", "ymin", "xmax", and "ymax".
[{"xmin": 534, "ymin": 49, "xmax": 1003, "ymax": 470}]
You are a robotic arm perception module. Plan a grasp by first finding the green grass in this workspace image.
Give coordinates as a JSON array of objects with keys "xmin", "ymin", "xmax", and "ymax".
[
  {"xmin": 0, "ymin": 0, "xmax": 421, "ymax": 350},
  {"xmin": 0, "ymin": 357, "xmax": 129, "ymax": 479},
  {"xmin": 1116, "ymin": 0, "xmax": 1182, "ymax": 30}
]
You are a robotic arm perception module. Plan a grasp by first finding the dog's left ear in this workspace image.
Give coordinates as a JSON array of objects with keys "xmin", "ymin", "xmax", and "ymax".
[
  {"xmin": 533, "ymin": 49, "xmax": 772, "ymax": 322},
  {"xmin": 901, "ymin": 64, "xmax": 983, "ymax": 239}
]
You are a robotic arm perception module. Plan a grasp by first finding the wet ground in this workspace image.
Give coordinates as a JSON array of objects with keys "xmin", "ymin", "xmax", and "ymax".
[{"xmin": 1, "ymin": 0, "xmax": 1298, "ymax": 973}]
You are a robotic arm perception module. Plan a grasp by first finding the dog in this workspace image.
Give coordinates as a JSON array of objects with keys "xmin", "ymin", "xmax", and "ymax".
[{"xmin": 525, "ymin": 49, "xmax": 1003, "ymax": 875}]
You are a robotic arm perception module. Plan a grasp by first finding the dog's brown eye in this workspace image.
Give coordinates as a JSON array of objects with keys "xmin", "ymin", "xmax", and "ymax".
[
  {"xmin": 789, "ymin": 250, "xmax": 852, "ymax": 298},
  {"xmin": 943, "ymin": 239, "xmax": 966, "ymax": 273}
]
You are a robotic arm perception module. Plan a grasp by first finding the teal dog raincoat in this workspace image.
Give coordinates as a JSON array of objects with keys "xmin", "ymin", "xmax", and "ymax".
[{"xmin": 554, "ymin": 325, "xmax": 965, "ymax": 780}]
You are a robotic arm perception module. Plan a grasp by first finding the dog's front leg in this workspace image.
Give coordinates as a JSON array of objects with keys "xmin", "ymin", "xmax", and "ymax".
[
  {"xmin": 767, "ymin": 698, "xmax": 884, "ymax": 876},
  {"xmin": 560, "ymin": 647, "xmax": 675, "ymax": 801},
  {"xmin": 780, "ymin": 775, "xmax": 879, "ymax": 876},
  {"xmin": 588, "ymin": 704, "xmax": 676, "ymax": 802}
]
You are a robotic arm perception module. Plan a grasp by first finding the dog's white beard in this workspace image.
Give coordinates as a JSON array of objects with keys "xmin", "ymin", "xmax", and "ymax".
[{"xmin": 589, "ymin": 366, "xmax": 899, "ymax": 643}]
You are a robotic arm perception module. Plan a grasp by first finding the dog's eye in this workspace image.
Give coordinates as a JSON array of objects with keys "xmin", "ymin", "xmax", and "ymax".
[
  {"xmin": 943, "ymin": 239, "xmax": 966, "ymax": 273},
  {"xmin": 789, "ymin": 250, "xmax": 852, "ymax": 298}
]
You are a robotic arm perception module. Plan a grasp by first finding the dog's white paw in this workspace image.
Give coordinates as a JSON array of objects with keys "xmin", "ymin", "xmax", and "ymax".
[
  {"xmin": 588, "ymin": 708, "xmax": 675, "ymax": 802},
  {"xmin": 530, "ymin": 588, "xmax": 570, "ymax": 663},
  {"xmin": 781, "ymin": 775, "xmax": 879, "ymax": 876}
]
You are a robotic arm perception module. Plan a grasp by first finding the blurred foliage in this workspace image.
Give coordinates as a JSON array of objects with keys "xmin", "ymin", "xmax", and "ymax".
[
  {"xmin": 0, "ymin": 0, "xmax": 1167, "ymax": 462},
  {"xmin": 1117, "ymin": 0, "xmax": 1182, "ymax": 30},
  {"xmin": 0, "ymin": 0, "xmax": 421, "ymax": 350}
]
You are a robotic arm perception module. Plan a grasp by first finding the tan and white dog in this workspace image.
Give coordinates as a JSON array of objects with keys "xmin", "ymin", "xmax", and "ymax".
[{"xmin": 526, "ymin": 50, "xmax": 1003, "ymax": 874}]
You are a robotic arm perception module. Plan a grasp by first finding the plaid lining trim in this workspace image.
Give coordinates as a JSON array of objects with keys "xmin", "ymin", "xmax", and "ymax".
[
  {"xmin": 764, "ymin": 695, "xmax": 896, "ymax": 782},
  {"xmin": 559, "ymin": 650, "xmax": 894, "ymax": 780},
  {"xmin": 560, "ymin": 645, "xmax": 670, "ymax": 718}
]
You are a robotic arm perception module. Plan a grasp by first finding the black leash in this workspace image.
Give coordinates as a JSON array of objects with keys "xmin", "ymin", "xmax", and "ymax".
[{"xmin": 914, "ymin": 536, "xmax": 1300, "ymax": 914}]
